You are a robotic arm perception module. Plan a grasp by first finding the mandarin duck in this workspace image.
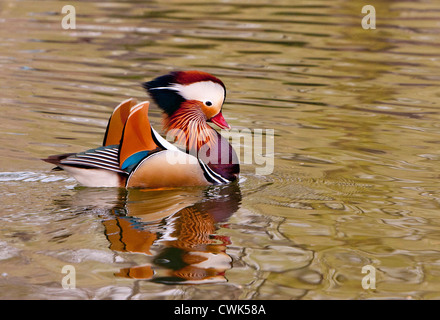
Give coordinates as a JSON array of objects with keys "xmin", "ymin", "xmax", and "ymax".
[{"xmin": 44, "ymin": 71, "xmax": 239, "ymax": 188}]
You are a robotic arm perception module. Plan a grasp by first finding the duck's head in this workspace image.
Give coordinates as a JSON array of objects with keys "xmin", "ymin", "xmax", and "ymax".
[{"xmin": 142, "ymin": 70, "xmax": 231, "ymax": 130}]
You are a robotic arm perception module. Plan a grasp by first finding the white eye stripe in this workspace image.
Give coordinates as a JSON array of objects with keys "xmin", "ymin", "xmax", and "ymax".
[
  {"xmin": 149, "ymin": 86, "xmax": 179, "ymax": 91},
  {"xmin": 170, "ymin": 81, "xmax": 225, "ymax": 106}
]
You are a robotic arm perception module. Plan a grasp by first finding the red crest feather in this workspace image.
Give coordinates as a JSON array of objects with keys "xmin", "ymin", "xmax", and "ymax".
[{"xmin": 175, "ymin": 71, "xmax": 225, "ymax": 89}]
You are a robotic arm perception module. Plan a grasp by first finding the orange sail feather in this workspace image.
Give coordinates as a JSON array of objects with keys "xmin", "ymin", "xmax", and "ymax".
[
  {"xmin": 103, "ymin": 98, "xmax": 138, "ymax": 146},
  {"xmin": 119, "ymin": 101, "xmax": 160, "ymax": 170}
]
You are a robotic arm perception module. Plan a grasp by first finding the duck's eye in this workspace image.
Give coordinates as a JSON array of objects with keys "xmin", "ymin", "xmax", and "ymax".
[{"xmin": 205, "ymin": 101, "xmax": 212, "ymax": 106}]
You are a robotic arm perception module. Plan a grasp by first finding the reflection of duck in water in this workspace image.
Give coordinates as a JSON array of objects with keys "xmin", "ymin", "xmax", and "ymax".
[
  {"xmin": 44, "ymin": 71, "xmax": 239, "ymax": 188},
  {"xmin": 101, "ymin": 183, "xmax": 241, "ymax": 284}
]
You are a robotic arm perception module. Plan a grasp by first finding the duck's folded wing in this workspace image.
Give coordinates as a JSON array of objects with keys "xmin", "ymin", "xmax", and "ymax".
[{"xmin": 44, "ymin": 145, "xmax": 127, "ymax": 174}]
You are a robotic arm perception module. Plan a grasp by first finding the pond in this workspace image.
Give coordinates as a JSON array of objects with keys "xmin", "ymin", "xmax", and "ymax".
[{"xmin": 1, "ymin": 0, "xmax": 440, "ymax": 299}]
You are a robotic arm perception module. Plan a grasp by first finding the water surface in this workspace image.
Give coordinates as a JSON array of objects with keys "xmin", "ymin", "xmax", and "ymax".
[{"xmin": 1, "ymin": 0, "xmax": 440, "ymax": 299}]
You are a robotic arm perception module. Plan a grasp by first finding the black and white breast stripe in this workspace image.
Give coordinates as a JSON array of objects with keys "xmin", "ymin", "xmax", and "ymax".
[
  {"xmin": 151, "ymin": 127, "xmax": 179, "ymax": 151},
  {"xmin": 59, "ymin": 146, "xmax": 127, "ymax": 174},
  {"xmin": 198, "ymin": 159, "xmax": 229, "ymax": 184}
]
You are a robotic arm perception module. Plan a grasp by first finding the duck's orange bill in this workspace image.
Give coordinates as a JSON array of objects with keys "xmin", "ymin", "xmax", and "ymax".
[
  {"xmin": 209, "ymin": 112, "xmax": 231, "ymax": 130},
  {"xmin": 103, "ymin": 98, "xmax": 138, "ymax": 146}
]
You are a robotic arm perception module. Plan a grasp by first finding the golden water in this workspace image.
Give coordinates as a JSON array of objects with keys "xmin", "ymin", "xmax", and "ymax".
[{"xmin": 1, "ymin": 0, "xmax": 440, "ymax": 299}]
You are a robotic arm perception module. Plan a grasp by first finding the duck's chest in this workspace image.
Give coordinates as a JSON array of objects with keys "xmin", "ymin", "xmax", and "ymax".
[{"xmin": 126, "ymin": 150, "xmax": 211, "ymax": 188}]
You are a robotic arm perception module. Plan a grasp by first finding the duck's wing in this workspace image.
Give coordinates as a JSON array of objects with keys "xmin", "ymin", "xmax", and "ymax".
[
  {"xmin": 42, "ymin": 145, "xmax": 128, "ymax": 187},
  {"xmin": 103, "ymin": 98, "xmax": 138, "ymax": 146},
  {"xmin": 74, "ymin": 99, "xmax": 166, "ymax": 172},
  {"xmin": 44, "ymin": 145, "xmax": 126, "ymax": 174}
]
